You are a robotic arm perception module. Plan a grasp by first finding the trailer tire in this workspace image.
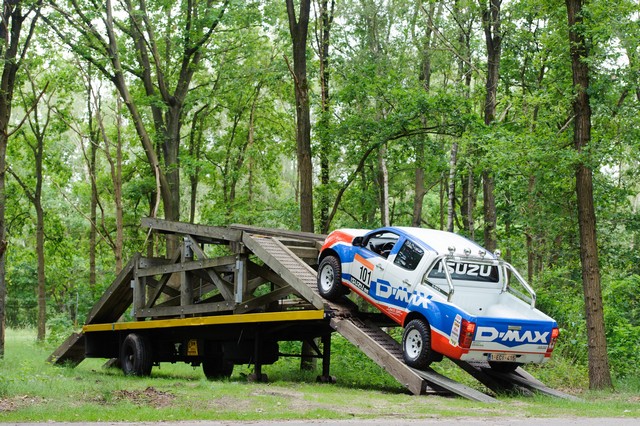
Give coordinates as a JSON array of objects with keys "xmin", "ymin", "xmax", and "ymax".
[
  {"xmin": 120, "ymin": 333, "xmax": 153, "ymax": 377},
  {"xmin": 202, "ymin": 358, "xmax": 233, "ymax": 380},
  {"xmin": 402, "ymin": 319, "xmax": 433, "ymax": 370},
  {"xmin": 317, "ymin": 256, "xmax": 345, "ymax": 301}
]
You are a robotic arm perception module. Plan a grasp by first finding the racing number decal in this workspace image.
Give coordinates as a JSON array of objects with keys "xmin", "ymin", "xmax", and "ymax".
[{"xmin": 351, "ymin": 253, "xmax": 374, "ymax": 293}]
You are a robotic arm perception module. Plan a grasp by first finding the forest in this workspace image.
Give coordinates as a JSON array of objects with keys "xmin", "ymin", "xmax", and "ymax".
[{"xmin": 0, "ymin": 0, "xmax": 638, "ymax": 392}]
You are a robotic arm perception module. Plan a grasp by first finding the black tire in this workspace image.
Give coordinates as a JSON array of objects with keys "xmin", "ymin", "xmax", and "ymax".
[
  {"xmin": 489, "ymin": 361, "xmax": 521, "ymax": 373},
  {"xmin": 317, "ymin": 256, "xmax": 345, "ymax": 301},
  {"xmin": 120, "ymin": 333, "xmax": 153, "ymax": 376},
  {"xmin": 202, "ymin": 357, "xmax": 234, "ymax": 380},
  {"xmin": 402, "ymin": 319, "xmax": 433, "ymax": 370}
]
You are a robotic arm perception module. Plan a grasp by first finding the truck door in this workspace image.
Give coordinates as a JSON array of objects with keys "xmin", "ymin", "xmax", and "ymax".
[
  {"xmin": 372, "ymin": 237, "xmax": 425, "ymax": 313},
  {"xmin": 349, "ymin": 230, "xmax": 400, "ymax": 299}
]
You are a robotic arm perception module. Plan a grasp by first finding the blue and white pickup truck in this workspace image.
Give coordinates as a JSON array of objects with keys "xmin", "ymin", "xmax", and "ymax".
[{"xmin": 317, "ymin": 227, "xmax": 559, "ymax": 372}]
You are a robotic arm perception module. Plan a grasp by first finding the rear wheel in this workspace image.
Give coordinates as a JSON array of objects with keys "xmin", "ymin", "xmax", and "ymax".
[
  {"xmin": 202, "ymin": 357, "xmax": 234, "ymax": 380},
  {"xmin": 120, "ymin": 333, "xmax": 153, "ymax": 376},
  {"xmin": 317, "ymin": 256, "xmax": 345, "ymax": 301},
  {"xmin": 402, "ymin": 319, "xmax": 434, "ymax": 370}
]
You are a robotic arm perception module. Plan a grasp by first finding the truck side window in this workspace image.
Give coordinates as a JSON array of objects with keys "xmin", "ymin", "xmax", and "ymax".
[
  {"xmin": 394, "ymin": 239, "xmax": 424, "ymax": 270},
  {"xmin": 363, "ymin": 231, "xmax": 399, "ymax": 259}
]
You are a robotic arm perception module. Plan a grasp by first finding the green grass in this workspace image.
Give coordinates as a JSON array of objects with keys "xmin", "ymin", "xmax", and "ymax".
[{"xmin": 0, "ymin": 328, "xmax": 639, "ymax": 422}]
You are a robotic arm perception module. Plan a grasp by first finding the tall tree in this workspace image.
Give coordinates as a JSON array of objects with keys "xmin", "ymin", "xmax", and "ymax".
[
  {"xmin": 0, "ymin": 0, "xmax": 40, "ymax": 358},
  {"xmin": 286, "ymin": 0, "xmax": 314, "ymax": 233},
  {"xmin": 47, "ymin": 0, "xmax": 229, "ymax": 246},
  {"xmin": 479, "ymin": 0, "xmax": 501, "ymax": 251},
  {"xmin": 10, "ymin": 73, "xmax": 51, "ymax": 342},
  {"xmin": 316, "ymin": 0, "xmax": 335, "ymax": 233},
  {"xmin": 565, "ymin": 0, "xmax": 612, "ymax": 390}
]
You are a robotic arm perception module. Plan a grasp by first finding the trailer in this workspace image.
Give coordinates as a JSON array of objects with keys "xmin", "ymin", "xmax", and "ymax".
[{"xmin": 49, "ymin": 219, "xmax": 577, "ymax": 402}]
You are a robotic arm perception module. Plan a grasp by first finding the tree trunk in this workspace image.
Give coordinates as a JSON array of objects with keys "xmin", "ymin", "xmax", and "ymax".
[
  {"xmin": 0, "ymin": 137, "xmax": 7, "ymax": 358},
  {"xmin": 412, "ymin": 141, "xmax": 426, "ymax": 227},
  {"xmin": 378, "ymin": 143, "xmax": 390, "ymax": 227},
  {"xmin": 113, "ymin": 97, "xmax": 124, "ymax": 272},
  {"xmin": 286, "ymin": 0, "xmax": 314, "ymax": 234},
  {"xmin": 566, "ymin": 0, "xmax": 612, "ymax": 390},
  {"xmin": 89, "ymin": 100, "xmax": 97, "ymax": 290},
  {"xmin": 479, "ymin": 0, "xmax": 501, "ymax": 252},
  {"xmin": 287, "ymin": 0, "xmax": 315, "ymax": 370},
  {"xmin": 318, "ymin": 0, "xmax": 334, "ymax": 233},
  {"xmin": 447, "ymin": 142, "xmax": 458, "ymax": 232},
  {"xmin": 0, "ymin": 1, "xmax": 39, "ymax": 357}
]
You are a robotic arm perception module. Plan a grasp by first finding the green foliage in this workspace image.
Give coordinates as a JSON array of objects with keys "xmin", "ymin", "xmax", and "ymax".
[{"xmin": 0, "ymin": 0, "xmax": 638, "ymax": 389}]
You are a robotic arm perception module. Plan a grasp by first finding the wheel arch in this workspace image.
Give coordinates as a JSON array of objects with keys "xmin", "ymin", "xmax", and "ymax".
[{"xmin": 318, "ymin": 247, "xmax": 340, "ymax": 264}]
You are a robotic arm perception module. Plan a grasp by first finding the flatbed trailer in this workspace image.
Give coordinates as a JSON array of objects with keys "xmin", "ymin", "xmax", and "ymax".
[{"xmin": 49, "ymin": 219, "xmax": 577, "ymax": 402}]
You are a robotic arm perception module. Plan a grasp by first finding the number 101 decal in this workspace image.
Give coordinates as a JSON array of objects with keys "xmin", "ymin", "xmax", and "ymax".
[{"xmin": 350, "ymin": 253, "xmax": 374, "ymax": 293}]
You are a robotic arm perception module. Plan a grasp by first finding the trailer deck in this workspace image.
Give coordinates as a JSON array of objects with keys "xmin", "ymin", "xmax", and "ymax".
[{"xmin": 49, "ymin": 219, "xmax": 576, "ymax": 402}]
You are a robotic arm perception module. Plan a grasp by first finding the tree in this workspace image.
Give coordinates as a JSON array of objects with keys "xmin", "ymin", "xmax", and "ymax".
[
  {"xmin": 46, "ymin": 0, "xmax": 230, "ymax": 249},
  {"xmin": 479, "ymin": 0, "xmax": 502, "ymax": 251},
  {"xmin": 565, "ymin": 0, "xmax": 612, "ymax": 390},
  {"xmin": 286, "ymin": 0, "xmax": 314, "ymax": 233},
  {"xmin": 0, "ymin": 0, "xmax": 41, "ymax": 358},
  {"xmin": 315, "ymin": 0, "xmax": 335, "ymax": 233},
  {"xmin": 10, "ymin": 70, "xmax": 51, "ymax": 342}
]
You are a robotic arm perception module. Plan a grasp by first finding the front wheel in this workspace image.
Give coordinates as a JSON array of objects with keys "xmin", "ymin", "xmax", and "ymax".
[
  {"xmin": 120, "ymin": 333, "xmax": 153, "ymax": 376},
  {"xmin": 317, "ymin": 256, "xmax": 345, "ymax": 301},
  {"xmin": 402, "ymin": 319, "xmax": 433, "ymax": 370}
]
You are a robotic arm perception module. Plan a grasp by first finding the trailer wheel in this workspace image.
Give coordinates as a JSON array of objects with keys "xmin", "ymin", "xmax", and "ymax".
[
  {"xmin": 120, "ymin": 333, "xmax": 153, "ymax": 377},
  {"xmin": 402, "ymin": 319, "xmax": 433, "ymax": 370},
  {"xmin": 202, "ymin": 358, "xmax": 233, "ymax": 380},
  {"xmin": 317, "ymin": 256, "xmax": 345, "ymax": 301},
  {"xmin": 488, "ymin": 361, "xmax": 521, "ymax": 373}
]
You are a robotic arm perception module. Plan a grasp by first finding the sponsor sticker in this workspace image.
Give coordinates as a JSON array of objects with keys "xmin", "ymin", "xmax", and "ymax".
[
  {"xmin": 476, "ymin": 326, "xmax": 550, "ymax": 344},
  {"xmin": 450, "ymin": 314, "xmax": 462, "ymax": 346}
]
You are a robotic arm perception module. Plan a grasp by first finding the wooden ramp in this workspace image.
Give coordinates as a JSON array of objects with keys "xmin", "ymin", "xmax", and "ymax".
[
  {"xmin": 48, "ymin": 255, "xmax": 139, "ymax": 365},
  {"xmin": 46, "ymin": 332, "xmax": 85, "ymax": 366}
]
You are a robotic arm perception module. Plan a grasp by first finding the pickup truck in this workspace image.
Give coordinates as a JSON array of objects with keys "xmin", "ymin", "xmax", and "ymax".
[{"xmin": 317, "ymin": 227, "xmax": 559, "ymax": 372}]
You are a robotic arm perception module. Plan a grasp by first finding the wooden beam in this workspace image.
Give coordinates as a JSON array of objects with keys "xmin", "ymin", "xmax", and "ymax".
[
  {"xmin": 142, "ymin": 217, "xmax": 243, "ymax": 242},
  {"xmin": 136, "ymin": 301, "xmax": 235, "ymax": 318},
  {"xmin": 85, "ymin": 253, "xmax": 139, "ymax": 324},
  {"xmin": 230, "ymin": 224, "xmax": 326, "ymax": 241},
  {"xmin": 144, "ymin": 249, "xmax": 182, "ymax": 309},
  {"xmin": 234, "ymin": 286, "xmax": 295, "ymax": 314},
  {"xmin": 183, "ymin": 235, "xmax": 234, "ymax": 301},
  {"xmin": 136, "ymin": 256, "xmax": 236, "ymax": 277}
]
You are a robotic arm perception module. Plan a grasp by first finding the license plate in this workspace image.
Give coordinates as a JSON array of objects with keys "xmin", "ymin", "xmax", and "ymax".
[{"xmin": 489, "ymin": 353, "xmax": 517, "ymax": 362}]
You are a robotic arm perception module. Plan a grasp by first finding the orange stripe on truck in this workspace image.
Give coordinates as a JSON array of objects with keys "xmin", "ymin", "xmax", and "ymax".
[{"xmin": 355, "ymin": 253, "xmax": 374, "ymax": 270}]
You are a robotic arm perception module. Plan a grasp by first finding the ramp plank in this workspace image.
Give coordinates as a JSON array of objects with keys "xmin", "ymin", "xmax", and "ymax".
[
  {"xmin": 86, "ymin": 253, "xmax": 139, "ymax": 324},
  {"xmin": 46, "ymin": 332, "xmax": 85, "ymax": 366}
]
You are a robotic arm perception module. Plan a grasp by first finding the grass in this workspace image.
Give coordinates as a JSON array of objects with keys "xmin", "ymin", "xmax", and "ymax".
[{"xmin": 0, "ymin": 328, "xmax": 639, "ymax": 422}]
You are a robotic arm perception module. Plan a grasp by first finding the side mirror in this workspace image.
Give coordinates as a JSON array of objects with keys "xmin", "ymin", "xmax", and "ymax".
[{"xmin": 352, "ymin": 236, "xmax": 364, "ymax": 247}]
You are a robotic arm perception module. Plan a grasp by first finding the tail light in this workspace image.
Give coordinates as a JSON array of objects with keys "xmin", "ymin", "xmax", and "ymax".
[
  {"xmin": 546, "ymin": 327, "xmax": 559, "ymax": 355},
  {"xmin": 459, "ymin": 319, "xmax": 476, "ymax": 349}
]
